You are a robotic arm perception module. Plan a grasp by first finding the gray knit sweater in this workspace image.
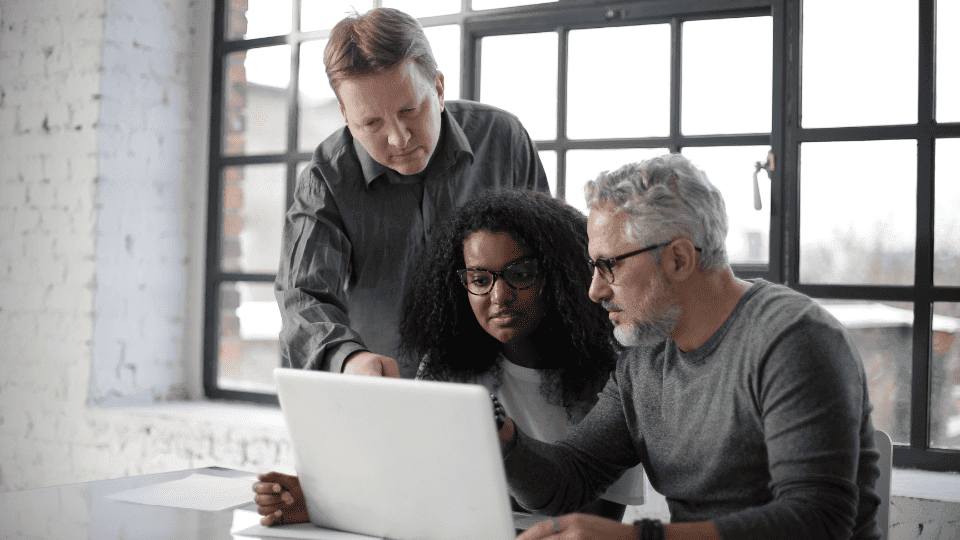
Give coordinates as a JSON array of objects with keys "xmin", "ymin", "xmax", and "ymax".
[{"xmin": 504, "ymin": 279, "xmax": 881, "ymax": 540}]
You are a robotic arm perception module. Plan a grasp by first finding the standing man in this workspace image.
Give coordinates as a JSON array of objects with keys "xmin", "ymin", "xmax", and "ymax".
[
  {"xmin": 499, "ymin": 154, "xmax": 881, "ymax": 540},
  {"xmin": 276, "ymin": 8, "xmax": 549, "ymax": 378}
]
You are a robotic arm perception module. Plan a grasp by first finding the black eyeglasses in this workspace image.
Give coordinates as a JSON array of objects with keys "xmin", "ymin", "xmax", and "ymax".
[
  {"xmin": 456, "ymin": 259, "xmax": 539, "ymax": 296},
  {"xmin": 588, "ymin": 242, "xmax": 702, "ymax": 284}
]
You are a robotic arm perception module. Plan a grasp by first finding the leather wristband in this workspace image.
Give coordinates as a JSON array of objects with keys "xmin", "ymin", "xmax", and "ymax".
[
  {"xmin": 634, "ymin": 518, "xmax": 665, "ymax": 540},
  {"xmin": 490, "ymin": 394, "xmax": 506, "ymax": 431}
]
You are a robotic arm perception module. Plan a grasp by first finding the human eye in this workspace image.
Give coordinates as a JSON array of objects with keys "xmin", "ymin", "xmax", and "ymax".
[
  {"xmin": 506, "ymin": 262, "xmax": 537, "ymax": 281},
  {"xmin": 512, "ymin": 269, "xmax": 534, "ymax": 280},
  {"xmin": 467, "ymin": 272, "xmax": 492, "ymax": 286}
]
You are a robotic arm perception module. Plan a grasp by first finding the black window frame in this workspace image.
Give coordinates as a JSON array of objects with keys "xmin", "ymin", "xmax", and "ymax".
[
  {"xmin": 204, "ymin": 0, "xmax": 960, "ymax": 473},
  {"xmin": 780, "ymin": 0, "xmax": 960, "ymax": 472}
]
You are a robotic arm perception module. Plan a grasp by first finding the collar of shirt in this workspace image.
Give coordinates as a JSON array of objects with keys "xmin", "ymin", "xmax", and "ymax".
[{"xmin": 354, "ymin": 107, "xmax": 476, "ymax": 188}]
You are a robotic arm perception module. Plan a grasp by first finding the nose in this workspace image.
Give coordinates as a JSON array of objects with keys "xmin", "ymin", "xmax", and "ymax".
[
  {"xmin": 386, "ymin": 118, "xmax": 411, "ymax": 149},
  {"xmin": 588, "ymin": 267, "xmax": 609, "ymax": 304},
  {"xmin": 490, "ymin": 277, "xmax": 514, "ymax": 304}
]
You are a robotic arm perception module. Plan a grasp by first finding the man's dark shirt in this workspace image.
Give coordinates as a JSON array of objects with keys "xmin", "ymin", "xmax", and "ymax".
[{"xmin": 275, "ymin": 100, "xmax": 549, "ymax": 377}]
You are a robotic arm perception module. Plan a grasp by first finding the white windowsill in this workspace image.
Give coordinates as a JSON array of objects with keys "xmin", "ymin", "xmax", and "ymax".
[
  {"xmin": 95, "ymin": 400, "xmax": 286, "ymax": 432},
  {"xmin": 892, "ymin": 469, "xmax": 960, "ymax": 503},
  {"xmin": 95, "ymin": 402, "xmax": 960, "ymax": 505}
]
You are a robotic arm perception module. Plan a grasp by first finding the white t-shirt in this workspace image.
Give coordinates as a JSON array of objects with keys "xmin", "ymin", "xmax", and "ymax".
[{"xmin": 482, "ymin": 356, "xmax": 645, "ymax": 506}]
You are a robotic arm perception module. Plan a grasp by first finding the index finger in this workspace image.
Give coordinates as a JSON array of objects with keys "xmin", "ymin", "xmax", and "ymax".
[{"xmin": 252, "ymin": 481, "xmax": 282, "ymax": 494}]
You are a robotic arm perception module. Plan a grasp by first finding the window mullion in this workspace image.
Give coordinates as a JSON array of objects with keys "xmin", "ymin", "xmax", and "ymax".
[
  {"xmin": 556, "ymin": 28, "xmax": 569, "ymax": 200},
  {"xmin": 909, "ymin": 0, "xmax": 937, "ymax": 451},
  {"xmin": 782, "ymin": 0, "xmax": 801, "ymax": 287},
  {"xmin": 205, "ymin": 0, "xmax": 229, "ymax": 399},
  {"xmin": 669, "ymin": 16, "xmax": 681, "ymax": 153}
]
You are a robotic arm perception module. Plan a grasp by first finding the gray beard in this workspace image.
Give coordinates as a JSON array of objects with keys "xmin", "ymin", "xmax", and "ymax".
[{"xmin": 613, "ymin": 272, "xmax": 681, "ymax": 347}]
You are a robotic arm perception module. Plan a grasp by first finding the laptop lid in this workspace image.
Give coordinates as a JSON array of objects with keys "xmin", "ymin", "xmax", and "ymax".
[{"xmin": 273, "ymin": 368, "xmax": 516, "ymax": 540}]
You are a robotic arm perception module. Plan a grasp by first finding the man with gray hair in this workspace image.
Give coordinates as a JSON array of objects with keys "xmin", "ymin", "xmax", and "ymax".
[{"xmin": 499, "ymin": 153, "xmax": 881, "ymax": 540}]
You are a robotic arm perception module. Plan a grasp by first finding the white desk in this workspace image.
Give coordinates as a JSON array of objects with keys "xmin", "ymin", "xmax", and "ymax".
[{"xmin": 0, "ymin": 467, "xmax": 255, "ymax": 539}]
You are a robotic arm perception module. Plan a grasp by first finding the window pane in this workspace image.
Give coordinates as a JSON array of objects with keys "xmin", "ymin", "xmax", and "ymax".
[
  {"xmin": 227, "ymin": 0, "xmax": 292, "ymax": 40},
  {"xmin": 568, "ymin": 24, "xmax": 670, "ymax": 139},
  {"xmin": 936, "ymin": 141, "xmax": 960, "ymax": 286},
  {"xmin": 221, "ymin": 164, "xmax": 286, "ymax": 274},
  {"xmin": 802, "ymin": 0, "xmax": 917, "ymax": 128},
  {"xmin": 799, "ymin": 141, "xmax": 916, "ymax": 285},
  {"xmin": 424, "ymin": 25, "xmax": 461, "ymax": 100},
  {"xmin": 681, "ymin": 17, "xmax": 772, "ymax": 136},
  {"xmin": 565, "ymin": 148, "xmax": 668, "ymax": 215},
  {"xmin": 937, "ymin": 1, "xmax": 960, "ymax": 122},
  {"xmin": 932, "ymin": 302, "xmax": 960, "ymax": 450},
  {"xmin": 681, "ymin": 146, "xmax": 771, "ymax": 265},
  {"xmin": 383, "ymin": 0, "xmax": 459, "ymax": 18},
  {"xmin": 223, "ymin": 46, "xmax": 291, "ymax": 156},
  {"xmin": 219, "ymin": 282, "xmax": 281, "ymax": 393},
  {"xmin": 301, "ymin": 1, "xmax": 373, "ymax": 33},
  {"xmin": 538, "ymin": 150, "xmax": 556, "ymax": 197},
  {"xmin": 473, "ymin": 0, "xmax": 558, "ymax": 9},
  {"xmin": 299, "ymin": 40, "xmax": 345, "ymax": 152},
  {"xmin": 818, "ymin": 300, "xmax": 912, "ymax": 445},
  {"xmin": 480, "ymin": 32, "xmax": 557, "ymax": 141}
]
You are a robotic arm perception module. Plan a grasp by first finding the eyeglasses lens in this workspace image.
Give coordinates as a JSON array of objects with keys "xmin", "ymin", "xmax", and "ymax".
[
  {"xmin": 502, "ymin": 261, "xmax": 537, "ymax": 288},
  {"xmin": 462, "ymin": 270, "xmax": 492, "ymax": 295},
  {"xmin": 588, "ymin": 259, "xmax": 614, "ymax": 283},
  {"xmin": 460, "ymin": 260, "xmax": 538, "ymax": 295}
]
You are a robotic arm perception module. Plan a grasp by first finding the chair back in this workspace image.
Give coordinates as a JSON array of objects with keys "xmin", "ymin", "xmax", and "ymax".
[{"xmin": 874, "ymin": 429, "xmax": 893, "ymax": 540}]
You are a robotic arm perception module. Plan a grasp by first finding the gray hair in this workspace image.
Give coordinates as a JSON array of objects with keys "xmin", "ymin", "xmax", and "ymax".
[{"xmin": 584, "ymin": 153, "xmax": 729, "ymax": 273}]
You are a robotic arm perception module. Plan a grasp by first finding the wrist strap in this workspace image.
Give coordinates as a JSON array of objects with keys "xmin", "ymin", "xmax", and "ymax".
[{"xmin": 633, "ymin": 518, "xmax": 665, "ymax": 540}]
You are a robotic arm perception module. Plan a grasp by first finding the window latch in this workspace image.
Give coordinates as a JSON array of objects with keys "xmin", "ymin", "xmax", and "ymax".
[
  {"xmin": 605, "ymin": 9, "xmax": 626, "ymax": 21},
  {"xmin": 752, "ymin": 151, "xmax": 775, "ymax": 211}
]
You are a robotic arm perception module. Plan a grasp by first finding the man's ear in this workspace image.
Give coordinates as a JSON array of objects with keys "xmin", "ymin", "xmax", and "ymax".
[
  {"xmin": 660, "ymin": 239, "xmax": 698, "ymax": 283},
  {"xmin": 435, "ymin": 72, "xmax": 445, "ymax": 111}
]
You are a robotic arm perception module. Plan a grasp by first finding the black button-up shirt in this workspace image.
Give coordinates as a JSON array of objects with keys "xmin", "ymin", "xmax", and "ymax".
[{"xmin": 275, "ymin": 100, "xmax": 549, "ymax": 377}]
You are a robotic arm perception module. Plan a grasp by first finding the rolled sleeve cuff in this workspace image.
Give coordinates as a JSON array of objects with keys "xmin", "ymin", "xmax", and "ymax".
[{"xmin": 328, "ymin": 341, "xmax": 369, "ymax": 373}]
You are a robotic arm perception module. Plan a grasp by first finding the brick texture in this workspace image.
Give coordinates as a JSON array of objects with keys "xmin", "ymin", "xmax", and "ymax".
[
  {"xmin": 0, "ymin": 2, "xmax": 958, "ymax": 538},
  {"xmin": 0, "ymin": 0, "xmax": 291, "ymax": 496}
]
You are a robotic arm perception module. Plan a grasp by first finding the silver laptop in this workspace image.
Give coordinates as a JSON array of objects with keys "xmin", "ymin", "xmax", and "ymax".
[{"xmin": 274, "ymin": 368, "xmax": 517, "ymax": 540}]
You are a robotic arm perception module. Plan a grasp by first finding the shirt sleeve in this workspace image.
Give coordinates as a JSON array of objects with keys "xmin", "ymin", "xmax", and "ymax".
[
  {"xmin": 711, "ymin": 321, "xmax": 878, "ymax": 540},
  {"xmin": 274, "ymin": 164, "xmax": 368, "ymax": 373},
  {"xmin": 503, "ymin": 371, "xmax": 639, "ymax": 515}
]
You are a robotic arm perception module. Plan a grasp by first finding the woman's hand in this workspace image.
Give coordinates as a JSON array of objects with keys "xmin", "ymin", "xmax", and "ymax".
[{"xmin": 252, "ymin": 471, "xmax": 310, "ymax": 526}]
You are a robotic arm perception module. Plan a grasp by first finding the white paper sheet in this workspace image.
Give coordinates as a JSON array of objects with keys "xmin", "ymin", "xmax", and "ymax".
[
  {"xmin": 231, "ymin": 509, "xmax": 383, "ymax": 539},
  {"xmin": 106, "ymin": 473, "xmax": 259, "ymax": 511}
]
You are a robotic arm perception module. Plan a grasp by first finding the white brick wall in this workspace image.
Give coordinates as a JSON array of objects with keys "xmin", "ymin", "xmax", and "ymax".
[
  {"xmin": 0, "ymin": 0, "xmax": 106, "ymax": 491},
  {"xmin": 0, "ymin": 0, "xmax": 293, "ymax": 495},
  {"xmin": 88, "ymin": 0, "xmax": 198, "ymax": 405},
  {"xmin": 0, "ymin": 1, "xmax": 958, "ymax": 538}
]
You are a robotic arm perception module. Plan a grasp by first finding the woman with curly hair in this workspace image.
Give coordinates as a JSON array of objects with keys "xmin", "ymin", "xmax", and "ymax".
[
  {"xmin": 252, "ymin": 189, "xmax": 644, "ymax": 527},
  {"xmin": 398, "ymin": 188, "xmax": 644, "ymax": 520}
]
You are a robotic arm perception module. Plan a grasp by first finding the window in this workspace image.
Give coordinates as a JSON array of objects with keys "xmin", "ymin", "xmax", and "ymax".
[
  {"xmin": 206, "ymin": 0, "xmax": 960, "ymax": 471},
  {"xmin": 782, "ymin": 0, "xmax": 960, "ymax": 471}
]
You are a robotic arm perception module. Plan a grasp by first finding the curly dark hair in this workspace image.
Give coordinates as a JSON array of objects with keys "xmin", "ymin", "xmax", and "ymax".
[{"xmin": 398, "ymin": 189, "xmax": 620, "ymax": 421}]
